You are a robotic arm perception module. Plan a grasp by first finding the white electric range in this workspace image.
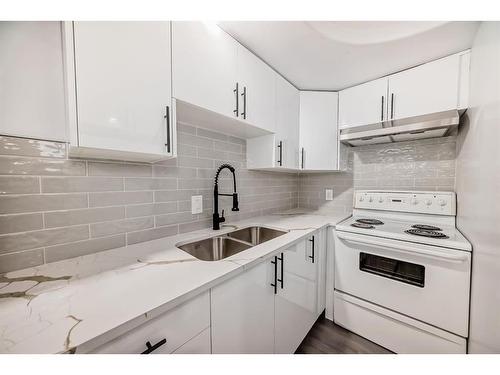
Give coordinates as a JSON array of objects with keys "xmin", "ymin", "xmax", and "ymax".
[{"xmin": 333, "ymin": 190, "xmax": 472, "ymax": 354}]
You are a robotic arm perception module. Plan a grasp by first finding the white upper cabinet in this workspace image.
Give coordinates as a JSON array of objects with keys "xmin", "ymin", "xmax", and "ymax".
[
  {"xmin": 338, "ymin": 77, "xmax": 388, "ymax": 129},
  {"xmin": 275, "ymin": 75, "xmax": 300, "ymax": 169},
  {"xmin": 246, "ymin": 75, "xmax": 299, "ymax": 170},
  {"xmin": 0, "ymin": 22, "xmax": 67, "ymax": 142},
  {"xmin": 387, "ymin": 51, "xmax": 470, "ymax": 120},
  {"xmin": 236, "ymin": 45, "xmax": 276, "ymax": 132},
  {"xmin": 172, "ymin": 22, "xmax": 238, "ymax": 119},
  {"xmin": 299, "ymin": 91, "xmax": 339, "ymax": 171},
  {"xmin": 66, "ymin": 21, "xmax": 175, "ymax": 162},
  {"xmin": 338, "ymin": 50, "xmax": 471, "ymax": 129}
]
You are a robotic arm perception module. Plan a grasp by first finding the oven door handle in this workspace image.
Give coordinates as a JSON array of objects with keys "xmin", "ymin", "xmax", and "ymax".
[{"xmin": 336, "ymin": 232, "xmax": 469, "ymax": 263}]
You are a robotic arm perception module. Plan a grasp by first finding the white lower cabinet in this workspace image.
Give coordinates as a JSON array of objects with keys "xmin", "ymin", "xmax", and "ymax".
[
  {"xmin": 211, "ymin": 259, "xmax": 275, "ymax": 354},
  {"xmin": 211, "ymin": 230, "xmax": 325, "ymax": 354},
  {"xmin": 172, "ymin": 328, "xmax": 211, "ymax": 354},
  {"xmin": 89, "ymin": 291, "xmax": 210, "ymax": 354}
]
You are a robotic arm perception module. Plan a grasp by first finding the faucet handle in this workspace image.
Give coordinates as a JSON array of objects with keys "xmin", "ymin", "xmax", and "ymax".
[{"xmin": 220, "ymin": 209, "xmax": 225, "ymax": 223}]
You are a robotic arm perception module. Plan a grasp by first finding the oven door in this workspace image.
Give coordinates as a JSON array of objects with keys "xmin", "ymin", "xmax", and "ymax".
[{"xmin": 334, "ymin": 231, "xmax": 471, "ymax": 337}]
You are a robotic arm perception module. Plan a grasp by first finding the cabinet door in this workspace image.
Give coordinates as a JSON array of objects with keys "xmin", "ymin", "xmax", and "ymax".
[
  {"xmin": 237, "ymin": 45, "xmax": 276, "ymax": 132},
  {"xmin": 72, "ymin": 21, "xmax": 172, "ymax": 156},
  {"xmin": 275, "ymin": 75, "xmax": 300, "ymax": 169},
  {"xmin": 388, "ymin": 52, "xmax": 466, "ymax": 120},
  {"xmin": 299, "ymin": 91, "xmax": 339, "ymax": 170},
  {"xmin": 172, "ymin": 22, "xmax": 238, "ymax": 118},
  {"xmin": 338, "ymin": 77, "xmax": 388, "ymax": 128},
  {"xmin": 0, "ymin": 22, "xmax": 67, "ymax": 141},
  {"xmin": 211, "ymin": 259, "xmax": 275, "ymax": 353},
  {"xmin": 275, "ymin": 241, "xmax": 319, "ymax": 354},
  {"xmin": 171, "ymin": 328, "xmax": 211, "ymax": 354}
]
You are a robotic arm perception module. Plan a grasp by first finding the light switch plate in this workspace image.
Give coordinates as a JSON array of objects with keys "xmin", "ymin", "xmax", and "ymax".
[
  {"xmin": 325, "ymin": 189, "xmax": 334, "ymax": 201},
  {"xmin": 191, "ymin": 195, "xmax": 203, "ymax": 214}
]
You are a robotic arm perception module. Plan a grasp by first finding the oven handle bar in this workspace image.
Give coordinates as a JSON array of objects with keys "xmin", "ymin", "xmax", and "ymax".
[{"xmin": 336, "ymin": 232, "xmax": 469, "ymax": 263}]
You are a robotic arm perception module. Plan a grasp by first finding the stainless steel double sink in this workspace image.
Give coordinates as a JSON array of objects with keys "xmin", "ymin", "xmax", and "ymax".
[{"xmin": 176, "ymin": 226, "xmax": 287, "ymax": 261}]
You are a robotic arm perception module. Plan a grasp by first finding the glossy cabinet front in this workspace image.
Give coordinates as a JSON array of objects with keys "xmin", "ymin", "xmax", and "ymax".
[
  {"xmin": 211, "ymin": 259, "xmax": 276, "ymax": 353},
  {"xmin": 67, "ymin": 21, "xmax": 175, "ymax": 161}
]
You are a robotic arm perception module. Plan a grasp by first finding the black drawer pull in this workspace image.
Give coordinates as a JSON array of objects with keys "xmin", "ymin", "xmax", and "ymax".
[
  {"xmin": 277, "ymin": 252, "xmax": 284, "ymax": 289},
  {"xmin": 308, "ymin": 236, "xmax": 315, "ymax": 263},
  {"xmin": 141, "ymin": 338, "xmax": 167, "ymax": 354}
]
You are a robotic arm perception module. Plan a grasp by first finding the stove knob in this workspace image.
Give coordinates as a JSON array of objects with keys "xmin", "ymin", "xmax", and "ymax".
[
  {"xmin": 368, "ymin": 196, "xmax": 373, "ymax": 202},
  {"xmin": 359, "ymin": 196, "xmax": 364, "ymax": 202},
  {"xmin": 438, "ymin": 199, "xmax": 447, "ymax": 207},
  {"xmin": 378, "ymin": 197, "xmax": 384, "ymax": 203},
  {"xmin": 425, "ymin": 199, "xmax": 432, "ymax": 206},
  {"xmin": 411, "ymin": 198, "xmax": 419, "ymax": 205}
]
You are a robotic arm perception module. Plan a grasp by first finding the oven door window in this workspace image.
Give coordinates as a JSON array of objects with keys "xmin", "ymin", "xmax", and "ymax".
[{"xmin": 359, "ymin": 252, "xmax": 425, "ymax": 288}]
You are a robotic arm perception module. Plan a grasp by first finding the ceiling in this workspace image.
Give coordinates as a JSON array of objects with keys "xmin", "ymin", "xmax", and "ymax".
[{"xmin": 218, "ymin": 21, "xmax": 481, "ymax": 91}]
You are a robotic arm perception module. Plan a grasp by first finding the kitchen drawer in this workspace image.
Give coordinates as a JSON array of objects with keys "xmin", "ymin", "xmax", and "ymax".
[
  {"xmin": 172, "ymin": 327, "xmax": 211, "ymax": 354},
  {"xmin": 91, "ymin": 291, "xmax": 210, "ymax": 354}
]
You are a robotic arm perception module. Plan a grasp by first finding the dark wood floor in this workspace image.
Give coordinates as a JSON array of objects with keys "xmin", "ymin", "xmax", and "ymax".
[{"xmin": 295, "ymin": 315, "xmax": 393, "ymax": 354}]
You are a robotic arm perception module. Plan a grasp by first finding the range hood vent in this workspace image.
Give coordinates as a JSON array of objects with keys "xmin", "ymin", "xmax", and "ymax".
[{"xmin": 339, "ymin": 110, "xmax": 461, "ymax": 147}]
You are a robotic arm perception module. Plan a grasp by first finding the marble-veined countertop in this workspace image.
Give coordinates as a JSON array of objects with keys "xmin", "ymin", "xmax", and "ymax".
[{"xmin": 0, "ymin": 211, "xmax": 348, "ymax": 354}]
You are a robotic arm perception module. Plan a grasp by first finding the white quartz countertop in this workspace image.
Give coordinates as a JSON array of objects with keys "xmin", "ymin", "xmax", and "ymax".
[{"xmin": 0, "ymin": 212, "xmax": 348, "ymax": 354}]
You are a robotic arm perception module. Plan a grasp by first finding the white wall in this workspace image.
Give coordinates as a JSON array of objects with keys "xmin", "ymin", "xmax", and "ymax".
[{"xmin": 455, "ymin": 22, "xmax": 500, "ymax": 353}]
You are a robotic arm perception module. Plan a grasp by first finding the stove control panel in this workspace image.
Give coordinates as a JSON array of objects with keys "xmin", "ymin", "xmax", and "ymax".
[{"xmin": 354, "ymin": 190, "xmax": 456, "ymax": 216}]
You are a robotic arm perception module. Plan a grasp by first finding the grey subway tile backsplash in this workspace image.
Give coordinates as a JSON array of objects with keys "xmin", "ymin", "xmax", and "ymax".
[{"xmin": 0, "ymin": 124, "xmax": 298, "ymax": 273}]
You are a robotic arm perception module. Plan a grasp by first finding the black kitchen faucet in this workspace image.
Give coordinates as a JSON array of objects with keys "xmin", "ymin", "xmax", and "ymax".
[{"xmin": 213, "ymin": 164, "xmax": 239, "ymax": 230}]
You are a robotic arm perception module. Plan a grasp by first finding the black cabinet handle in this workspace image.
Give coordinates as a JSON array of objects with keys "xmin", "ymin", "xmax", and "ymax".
[
  {"xmin": 308, "ymin": 236, "xmax": 315, "ymax": 263},
  {"xmin": 390, "ymin": 93, "xmax": 395, "ymax": 119},
  {"xmin": 277, "ymin": 252, "xmax": 284, "ymax": 289},
  {"xmin": 141, "ymin": 338, "xmax": 167, "ymax": 354},
  {"xmin": 381, "ymin": 96, "xmax": 384, "ymax": 121},
  {"xmin": 241, "ymin": 86, "xmax": 247, "ymax": 119},
  {"xmin": 301, "ymin": 147, "xmax": 305, "ymax": 169},
  {"xmin": 277, "ymin": 140, "xmax": 283, "ymax": 166},
  {"xmin": 270, "ymin": 256, "xmax": 277, "ymax": 294},
  {"xmin": 164, "ymin": 106, "xmax": 171, "ymax": 153},
  {"xmin": 233, "ymin": 83, "xmax": 239, "ymax": 117}
]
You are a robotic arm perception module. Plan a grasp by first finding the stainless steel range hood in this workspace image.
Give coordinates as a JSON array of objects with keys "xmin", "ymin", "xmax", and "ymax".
[{"xmin": 339, "ymin": 110, "xmax": 461, "ymax": 147}]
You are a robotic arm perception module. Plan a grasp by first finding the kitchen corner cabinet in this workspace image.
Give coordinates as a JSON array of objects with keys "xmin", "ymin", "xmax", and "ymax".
[
  {"xmin": 338, "ymin": 50, "xmax": 470, "ymax": 129},
  {"xmin": 211, "ymin": 229, "xmax": 326, "ymax": 354},
  {"xmin": 246, "ymin": 75, "xmax": 300, "ymax": 170},
  {"xmin": 63, "ymin": 21, "xmax": 176, "ymax": 162},
  {"xmin": 299, "ymin": 91, "xmax": 340, "ymax": 171}
]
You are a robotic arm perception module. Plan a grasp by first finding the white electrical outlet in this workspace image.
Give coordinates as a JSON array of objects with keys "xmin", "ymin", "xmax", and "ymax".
[
  {"xmin": 325, "ymin": 189, "xmax": 334, "ymax": 201},
  {"xmin": 191, "ymin": 195, "xmax": 203, "ymax": 214}
]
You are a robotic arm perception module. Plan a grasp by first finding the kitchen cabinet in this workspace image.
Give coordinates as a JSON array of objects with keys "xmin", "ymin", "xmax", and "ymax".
[
  {"xmin": 211, "ymin": 231, "xmax": 325, "ymax": 354},
  {"xmin": 172, "ymin": 21, "xmax": 278, "ymax": 136},
  {"xmin": 211, "ymin": 259, "xmax": 275, "ymax": 353},
  {"xmin": 299, "ymin": 91, "xmax": 340, "ymax": 171},
  {"xmin": 387, "ymin": 51, "xmax": 470, "ymax": 120},
  {"xmin": 172, "ymin": 21, "xmax": 239, "ymax": 119},
  {"xmin": 89, "ymin": 291, "xmax": 210, "ymax": 354},
  {"xmin": 246, "ymin": 75, "xmax": 300, "ymax": 170},
  {"xmin": 236, "ymin": 45, "xmax": 276, "ymax": 132},
  {"xmin": 274, "ymin": 233, "xmax": 320, "ymax": 353},
  {"xmin": 64, "ymin": 21, "xmax": 175, "ymax": 162},
  {"xmin": 0, "ymin": 22, "xmax": 67, "ymax": 142},
  {"xmin": 171, "ymin": 328, "xmax": 211, "ymax": 354},
  {"xmin": 338, "ymin": 77, "xmax": 388, "ymax": 129},
  {"xmin": 338, "ymin": 50, "xmax": 470, "ymax": 129}
]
